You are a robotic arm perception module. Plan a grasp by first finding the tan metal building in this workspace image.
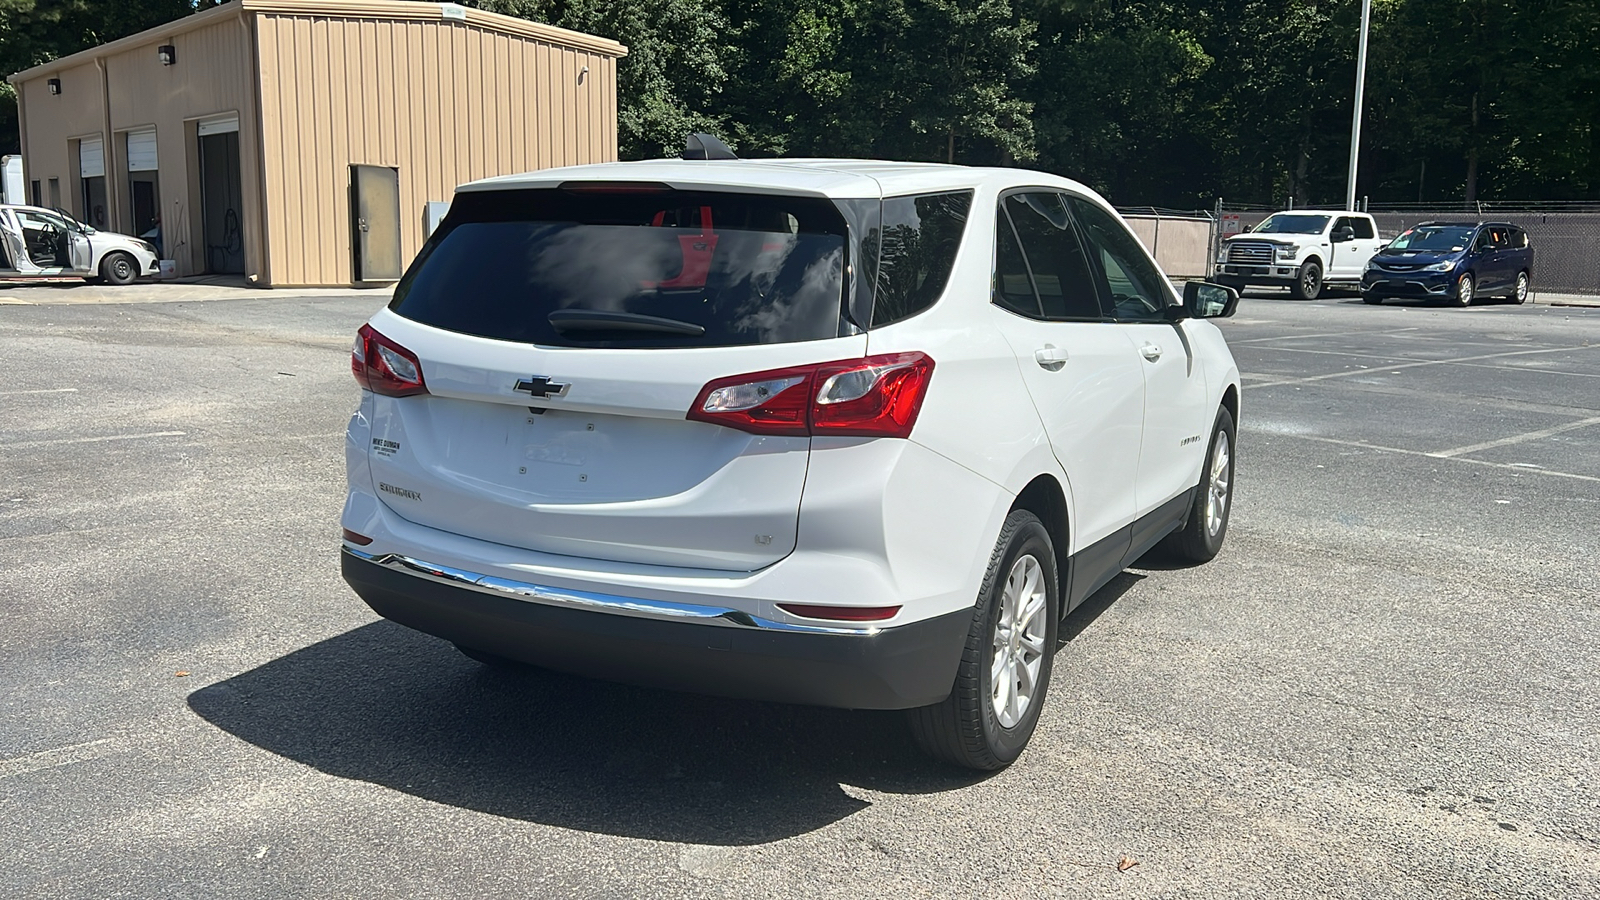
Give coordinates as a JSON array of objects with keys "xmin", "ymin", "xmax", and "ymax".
[{"xmin": 7, "ymin": 0, "xmax": 625, "ymax": 286}]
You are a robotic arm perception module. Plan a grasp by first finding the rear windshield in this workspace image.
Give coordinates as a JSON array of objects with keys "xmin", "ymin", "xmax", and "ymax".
[
  {"xmin": 390, "ymin": 188, "xmax": 850, "ymax": 348},
  {"xmin": 1387, "ymin": 226, "xmax": 1474, "ymax": 253}
]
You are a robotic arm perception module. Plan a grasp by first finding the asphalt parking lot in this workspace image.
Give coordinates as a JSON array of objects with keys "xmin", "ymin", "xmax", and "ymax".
[{"xmin": 3, "ymin": 286, "xmax": 1597, "ymax": 898}]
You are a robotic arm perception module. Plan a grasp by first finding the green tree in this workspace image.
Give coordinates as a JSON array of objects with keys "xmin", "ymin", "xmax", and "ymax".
[
  {"xmin": 471, "ymin": 0, "xmax": 731, "ymax": 158},
  {"xmin": 1, "ymin": 0, "xmax": 199, "ymax": 153}
]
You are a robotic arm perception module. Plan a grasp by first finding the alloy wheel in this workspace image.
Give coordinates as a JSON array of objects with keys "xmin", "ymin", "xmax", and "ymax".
[
  {"xmin": 1514, "ymin": 273, "xmax": 1529, "ymax": 304},
  {"xmin": 1206, "ymin": 430, "xmax": 1232, "ymax": 537},
  {"xmin": 991, "ymin": 554, "xmax": 1048, "ymax": 728},
  {"xmin": 1456, "ymin": 274, "xmax": 1475, "ymax": 306}
]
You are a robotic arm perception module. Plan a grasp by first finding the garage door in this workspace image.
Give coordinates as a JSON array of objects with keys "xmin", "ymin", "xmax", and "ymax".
[
  {"xmin": 126, "ymin": 130, "xmax": 158, "ymax": 171},
  {"xmin": 79, "ymin": 137, "xmax": 104, "ymax": 178}
]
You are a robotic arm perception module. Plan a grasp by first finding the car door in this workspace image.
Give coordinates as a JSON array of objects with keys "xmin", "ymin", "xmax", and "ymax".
[
  {"xmin": 1065, "ymin": 196, "xmax": 1213, "ymax": 546},
  {"xmin": 984, "ymin": 190, "xmax": 1145, "ymax": 568},
  {"xmin": 1330, "ymin": 216, "xmax": 1365, "ymax": 279},
  {"xmin": 1466, "ymin": 228, "xmax": 1496, "ymax": 287},
  {"xmin": 0, "ymin": 209, "xmax": 26, "ymax": 272},
  {"xmin": 1350, "ymin": 215, "xmax": 1383, "ymax": 271},
  {"xmin": 1484, "ymin": 227, "xmax": 1513, "ymax": 290}
]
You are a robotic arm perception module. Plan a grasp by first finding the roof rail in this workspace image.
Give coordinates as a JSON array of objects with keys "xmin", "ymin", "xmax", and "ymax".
[{"xmin": 682, "ymin": 133, "xmax": 738, "ymax": 161}]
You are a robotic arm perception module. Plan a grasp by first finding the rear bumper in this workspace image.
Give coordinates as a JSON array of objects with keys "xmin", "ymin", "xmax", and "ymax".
[{"xmin": 341, "ymin": 548, "xmax": 971, "ymax": 710}]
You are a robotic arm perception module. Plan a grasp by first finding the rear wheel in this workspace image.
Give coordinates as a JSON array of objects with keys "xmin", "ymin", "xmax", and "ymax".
[
  {"xmin": 1158, "ymin": 406, "xmax": 1235, "ymax": 564},
  {"xmin": 1454, "ymin": 273, "xmax": 1475, "ymax": 307},
  {"xmin": 909, "ymin": 510, "xmax": 1058, "ymax": 771},
  {"xmin": 99, "ymin": 252, "xmax": 138, "ymax": 286},
  {"xmin": 1290, "ymin": 261, "xmax": 1322, "ymax": 300},
  {"xmin": 1511, "ymin": 271, "xmax": 1530, "ymax": 304}
]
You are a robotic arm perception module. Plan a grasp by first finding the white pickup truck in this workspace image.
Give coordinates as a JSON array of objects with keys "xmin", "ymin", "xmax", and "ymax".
[{"xmin": 1213, "ymin": 210, "xmax": 1386, "ymax": 300}]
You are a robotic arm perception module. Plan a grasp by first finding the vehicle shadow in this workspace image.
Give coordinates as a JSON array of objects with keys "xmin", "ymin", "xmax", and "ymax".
[
  {"xmin": 187, "ymin": 619, "xmax": 988, "ymax": 845},
  {"xmin": 1061, "ymin": 570, "xmax": 1144, "ymax": 643}
]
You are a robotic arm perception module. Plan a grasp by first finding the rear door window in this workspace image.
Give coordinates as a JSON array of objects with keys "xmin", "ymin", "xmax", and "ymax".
[
  {"xmin": 1352, "ymin": 217, "xmax": 1376, "ymax": 239},
  {"xmin": 1002, "ymin": 192, "xmax": 1105, "ymax": 320},
  {"xmin": 390, "ymin": 188, "xmax": 850, "ymax": 348}
]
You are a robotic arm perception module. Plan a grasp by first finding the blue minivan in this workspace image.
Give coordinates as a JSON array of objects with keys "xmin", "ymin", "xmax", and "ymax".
[{"xmin": 1361, "ymin": 221, "xmax": 1534, "ymax": 306}]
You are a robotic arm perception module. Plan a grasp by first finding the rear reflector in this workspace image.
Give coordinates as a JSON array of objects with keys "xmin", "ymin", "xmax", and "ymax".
[
  {"xmin": 776, "ymin": 603, "xmax": 902, "ymax": 622},
  {"xmin": 688, "ymin": 352, "xmax": 934, "ymax": 438},
  {"xmin": 352, "ymin": 324, "xmax": 428, "ymax": 397},
  {"xmin": 341, "ymin": 528, "xmax": 374, "ymax": 546}
]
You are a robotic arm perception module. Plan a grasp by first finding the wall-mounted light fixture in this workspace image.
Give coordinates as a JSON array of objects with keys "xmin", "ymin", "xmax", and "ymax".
[
  {"xmin": 578, "ymin": 66, "xmax": 589, "ymax": 85},
  {"xmin": 157, "ymin": 44, "xmax": 176, "ymax": 66},
  {"xmin": 47, "ymin": 78, "xmax": 61, "ymax": 95}
]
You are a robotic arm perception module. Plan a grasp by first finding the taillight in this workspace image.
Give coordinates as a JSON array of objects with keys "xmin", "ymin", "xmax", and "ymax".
[
  {"xmin": 351, "ymin": 324, "xmax": 428, "ymax": 397},
  {"xmin": 687, "ymin": 352, "xmax": 933, "ymax": 438}
]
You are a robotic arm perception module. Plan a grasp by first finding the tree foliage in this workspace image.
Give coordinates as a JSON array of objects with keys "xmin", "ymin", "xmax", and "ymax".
[{"xmin": 4, "ymin": 0, "xmax": 1595, "ymax": 204}]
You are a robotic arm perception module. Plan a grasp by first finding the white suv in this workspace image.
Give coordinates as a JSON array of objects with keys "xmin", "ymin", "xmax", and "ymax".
[{"xmin": 340, "ymin": 148, "xmax": 1243, "ymax": 770}]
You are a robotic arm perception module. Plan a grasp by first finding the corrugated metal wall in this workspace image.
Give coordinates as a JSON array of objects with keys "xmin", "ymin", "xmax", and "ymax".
[
  {"xmin": 254, "ymin": 12, "xmax": 620, "ymax": 286},
  {"xmin": 99, "ymin": 16, "xmax": 261, "ymax": 279}
]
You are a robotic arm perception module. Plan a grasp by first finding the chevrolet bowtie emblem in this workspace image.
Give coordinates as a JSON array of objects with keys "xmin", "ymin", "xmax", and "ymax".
[{"xmin": 513, "ymin": 376, "xmax": 570, "ymax": 398}]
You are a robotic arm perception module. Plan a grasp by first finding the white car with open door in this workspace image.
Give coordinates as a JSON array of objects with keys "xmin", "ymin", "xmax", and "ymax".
[
  {"xmin": 0, "ymin": 204, "xmax": 159, "ymax": 285},
  {"xmin": 340, "ymin": 137, "xmax": 1243, "ymax": 770}
]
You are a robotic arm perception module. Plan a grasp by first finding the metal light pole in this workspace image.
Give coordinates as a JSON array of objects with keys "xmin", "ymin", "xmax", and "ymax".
[{"xmin": 1345, "ymin": 0, "xmax": 1373, "ymax": 210}]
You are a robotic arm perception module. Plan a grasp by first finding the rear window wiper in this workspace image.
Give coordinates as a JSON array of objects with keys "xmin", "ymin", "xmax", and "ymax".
[{"xmin": 546, "ymin": 310, "xmax": 707, "ymax": 336}]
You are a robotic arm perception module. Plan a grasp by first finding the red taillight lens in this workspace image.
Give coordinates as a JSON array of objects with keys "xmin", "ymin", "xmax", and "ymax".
[
  {"xmin": 776, "ymin": 603, "xmax": 902, "ymax": 622},
  {"xmin": 687, "ymin": 352, "xmax": 934, "ymax": 439},
  {"xmin": 687, "ymin": 364, "xmax": 817, "ymax": 436},
  {"xmin": 811, "ymin": 353, "xmax": 934, "ymax": 438},
  {"xmin": 341, "ymin": 528, "xmax": 373, "ymax": 546},
  {"xmin": 351, "ymin": 324, "xmax": 428, "ymax": 397}
]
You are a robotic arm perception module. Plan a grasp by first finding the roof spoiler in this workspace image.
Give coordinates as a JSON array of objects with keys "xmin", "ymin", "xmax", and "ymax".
[{"xmin": 682, "ymin": 133, "xmax": 738, "ymax": 161}]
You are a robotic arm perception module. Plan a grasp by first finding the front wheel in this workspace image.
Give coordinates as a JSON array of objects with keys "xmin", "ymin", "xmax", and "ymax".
[
  {"xmin": 99, "ymin": 252, "xmax": 138, "ymax": 286},
  {"xmin": 909, "ymin": 509, "xmax": 1058, "ymax": 771},
  {"xmin": 1290, "ymin": 261, "xmax": 1322, "ymax": 300},
  {"xmin": 1362, "ymin": 294, "xmax": 1384, "ymax": 305},
  {"xmin": 1158, "ymin": 406, "xmax": 1236, "ymax": 564},
  {"xmin": 1511, "ymin": 271, "xmax": 1530, "ymax": 304},
  {"xmin": 1454, "ymin": 273, "xmax": 1475, "ymax": 307}
]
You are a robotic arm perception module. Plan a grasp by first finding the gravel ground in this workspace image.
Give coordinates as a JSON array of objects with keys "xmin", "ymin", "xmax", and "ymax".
[{"xmin": 2, "ymin": 286, "xmax": 1597, "ymax": 898}]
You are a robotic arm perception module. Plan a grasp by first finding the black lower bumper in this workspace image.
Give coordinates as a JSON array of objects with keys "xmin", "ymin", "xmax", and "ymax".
[{"xmin": 341, "ymin": 551, "xmax": 970, "ymax": 710}]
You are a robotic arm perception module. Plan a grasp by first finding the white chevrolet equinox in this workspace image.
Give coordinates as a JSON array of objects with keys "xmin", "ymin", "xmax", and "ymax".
[{"xmin": 341, "ymin": 145, "xmax": 1242, "ymax": 770}]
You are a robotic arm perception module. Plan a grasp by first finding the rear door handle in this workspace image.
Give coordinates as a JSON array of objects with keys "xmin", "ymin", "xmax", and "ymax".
[
  {"xmin": 1034, "ymin": 345, "xmax": 1068, "ymax": 370},
  {"xmin": 1140, "ymin": 343, "xmax": 1163, "ymax": 362}
]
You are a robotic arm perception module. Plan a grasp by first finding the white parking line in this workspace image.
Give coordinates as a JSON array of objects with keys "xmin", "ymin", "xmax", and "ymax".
[
  {"xmin": 0, "ymin": 738, "xmax": 119, "ymax": 780},
  {"xmin": 1429, "ymin": 417, "xmax": 1600, "ymax": 458},
  {"xmin": 1241, "ymin": 428, "xmax": 1600, "ymax": 483},
  {"xmin": 0, "ymin": 388, "xmax": 79, "ymax": 396},
  {"xmin": 1227, "ymin": 327, "xmax": 1422, "ymax": 345},
  {"xmin": 0, "ymin": 430, "xmax": 186, "ymax": 449},
  {"xmin": 1248, "ymin": 344, "xmax": 1599, "ymax": 388}
]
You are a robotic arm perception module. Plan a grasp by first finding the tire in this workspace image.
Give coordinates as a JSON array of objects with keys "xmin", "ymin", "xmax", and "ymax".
[
  {"xmin": 454, "ymin": 643, "xmax": 526, "ymax": 668},
  {"xmin": 1511, "ymin": 271, "xmax": 1530, "ymax": 304},
  {"xmin": 1289, "ymin": 260, "xmax": 1322, "ymax": 300},
  {"xmin": 1453, "ymin": 272, "xmax": 1475, "ymax": 307},
  {"xmin": 99, "ymin": 252, "xmax": 138, "ymax": 286},
  {"xmin": 1362, "ymin": 294, "xmax": 1384, "ymax": 305},
  {"xmin": 1158, "ymin": 406, "xmax": 1236, "ymax": 564},
  {"xmin": 909, "ymin": 510, "xmax": 1059, "ymax": 771}
]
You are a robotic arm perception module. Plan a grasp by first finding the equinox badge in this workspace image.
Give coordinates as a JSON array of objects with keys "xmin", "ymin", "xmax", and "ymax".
[{"xmin": 514, "ymin": 376, "xmax": 570, "ymax": 399}]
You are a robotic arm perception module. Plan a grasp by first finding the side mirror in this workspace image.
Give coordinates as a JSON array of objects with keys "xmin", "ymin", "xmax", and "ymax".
[
  {"xmin": 1182, "ymin": 281, "xmax": 1240, "ymax": 319},
  {"xmin": 1331, "ymin": 227, "xmax": 1354, "ymax": 243}
]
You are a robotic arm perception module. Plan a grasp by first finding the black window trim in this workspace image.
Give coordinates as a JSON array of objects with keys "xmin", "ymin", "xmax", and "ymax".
[{"xmin": 993, "ymin": 186, "xmax": 1116, "ymax": 324}]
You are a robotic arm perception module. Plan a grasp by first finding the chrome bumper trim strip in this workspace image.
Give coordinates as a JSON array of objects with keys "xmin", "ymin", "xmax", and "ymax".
[{"xmin": 343, "ymin": 546, "xmax": 883, "ymax": 636}]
